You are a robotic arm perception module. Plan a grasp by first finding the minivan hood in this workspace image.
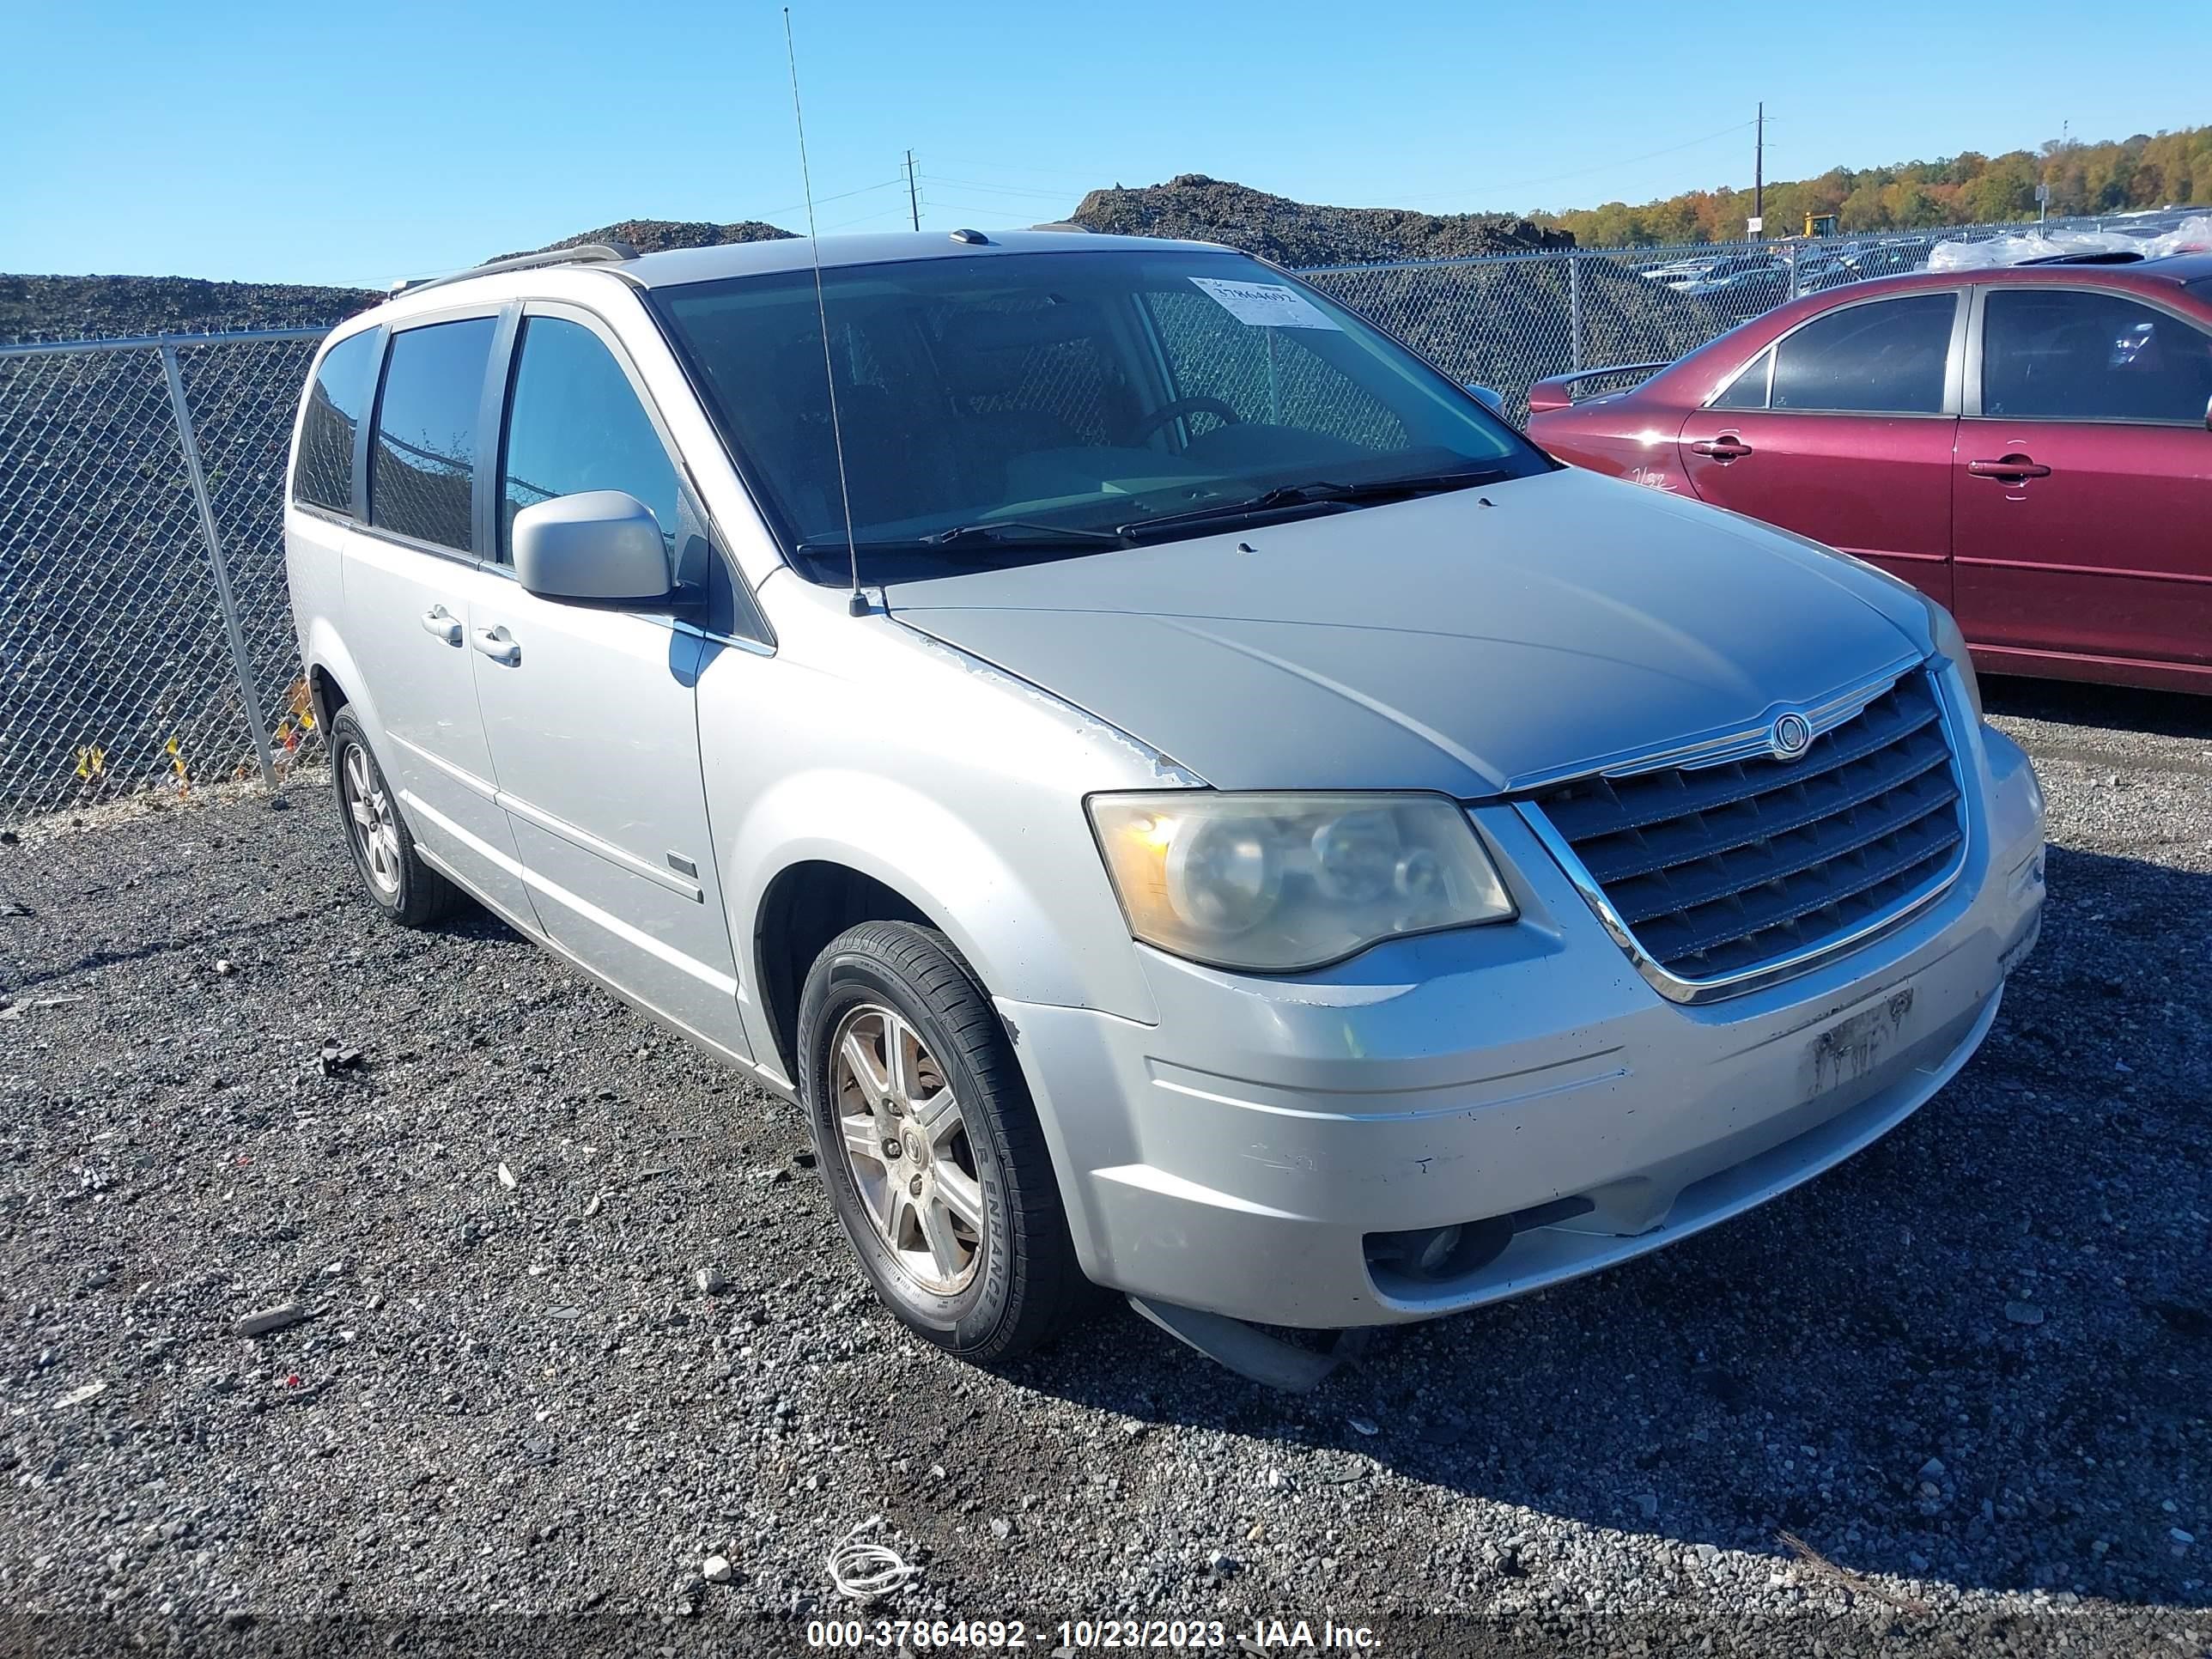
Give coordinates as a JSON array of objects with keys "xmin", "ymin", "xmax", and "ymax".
[{"xmin": 885, "ymin": 467, "xmax": 1934, "ymax": 796}]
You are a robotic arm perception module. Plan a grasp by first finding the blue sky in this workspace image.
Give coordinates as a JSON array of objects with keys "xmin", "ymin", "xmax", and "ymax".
[{"xmin": 4, "ymin": 0, "xmax": 2205, "ymax": 287}]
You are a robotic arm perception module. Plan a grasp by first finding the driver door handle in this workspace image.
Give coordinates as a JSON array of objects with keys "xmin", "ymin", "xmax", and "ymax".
[
  {"xmin": 1689, "ymin": 435, "xmax": 1753, "ymax": 460},
  {"xmin": 1967, "ymin": 455, "xmax": 2051, "ymax": 482},
  {"xmin": 471, "ymin": 626, "xmax": 520, "ymax": 666},
  {"xmin": 419, "ymin": 605, "xmax": 463, "ymax": 646}
]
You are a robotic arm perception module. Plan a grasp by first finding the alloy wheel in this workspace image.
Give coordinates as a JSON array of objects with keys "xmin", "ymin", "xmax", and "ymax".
[
  {"xmin": 340, "ymin": 742, "xmax": 402, "ymax": 899},
  {"xmin": 829, "ymin": 1002, "xmax": 985, "ymax": 1295}
]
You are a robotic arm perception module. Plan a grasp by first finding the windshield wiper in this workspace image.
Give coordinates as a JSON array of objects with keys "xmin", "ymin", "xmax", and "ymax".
[
  {"xmin": 1117, "ymin": 468, "xmax": 1513, "ymax": 540},
  {"xmin": 793, "ymin": 520, "xmax": 1131, "ymax": 562}
]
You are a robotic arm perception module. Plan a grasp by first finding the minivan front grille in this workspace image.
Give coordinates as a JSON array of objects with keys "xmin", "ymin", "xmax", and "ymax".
[{"xmin": 1528, "ymin": 671, "xmax": 1965, "ymax": 993}]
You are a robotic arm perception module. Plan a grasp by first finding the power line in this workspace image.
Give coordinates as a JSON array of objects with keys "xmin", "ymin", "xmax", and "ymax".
[
  {"xmin": 920, "ymin": 173, "xmax": 1078, "ymax": 201},
  {"xmin": 927, "ymin": 157, "xmax": 1114, "ymax": 182},
  {"xmin": 746, "ymin": 176, "xmax": 907, "ymax": 222},
  {"xmin": 805, "ymin": 176, "xmax": 908, "ymax": 207},
  {"xmin": 819, "ymin": 201, "xmax": 919, "ymax": 234},
  {"xmin": 920, "ymin": 198, "xmax": 1040, "ymax": 221}
]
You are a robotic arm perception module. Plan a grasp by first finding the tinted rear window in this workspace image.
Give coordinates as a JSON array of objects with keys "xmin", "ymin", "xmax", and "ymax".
[
  {"xmin": 293, "ymin": 331, "xmax": 379, "ymax": 514},
  {"xmin": 370, "ymin": 318, "xmax": 495, "ymax": 552},
  {"xmin": 1710, "ymin": 347, "xmax": 1771, "ymax": 410},
  {"xmin": 1769, "ymin": 293, "xmax": 1956, "ymax": 414}
]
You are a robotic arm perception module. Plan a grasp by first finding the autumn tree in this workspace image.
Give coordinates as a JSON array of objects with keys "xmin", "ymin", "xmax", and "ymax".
[{"xmin": 1527, "ymin": 125, "xmax": 2210, "ymax": 245}]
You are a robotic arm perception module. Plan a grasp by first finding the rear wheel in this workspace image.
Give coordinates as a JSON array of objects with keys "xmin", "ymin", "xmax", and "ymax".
[
  {"xmin": 329, "ymin": 708, "xmax": 460, "ymax": 927},
  {"xmin": 799, "ymin": 921, "xmax": 1088, "ymax": 1363}
]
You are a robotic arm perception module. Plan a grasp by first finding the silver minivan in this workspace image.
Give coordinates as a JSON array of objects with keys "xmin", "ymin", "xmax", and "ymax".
[{"xmin": 286, "ymin": 230, "xmax": 2045, "ymax": 1377}]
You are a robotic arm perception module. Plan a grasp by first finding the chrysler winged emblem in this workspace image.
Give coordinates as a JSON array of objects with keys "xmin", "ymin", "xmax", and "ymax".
[{"xmin": 1769, "ymin": 711, "xmax": 1814, "ymax": 760}]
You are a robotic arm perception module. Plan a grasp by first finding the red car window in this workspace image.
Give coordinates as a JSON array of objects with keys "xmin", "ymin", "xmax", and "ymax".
[
  {"xmin": 1769, "ymin": 294, "xmax": 1955, "ymax": 415},
  {"xmin": 1983, "ymin": 289, "xmax": 2212, "ymax": 424},
  {"xmin": 1710, "ymin": 348, "xmax": 1771, "ymax": 410}
]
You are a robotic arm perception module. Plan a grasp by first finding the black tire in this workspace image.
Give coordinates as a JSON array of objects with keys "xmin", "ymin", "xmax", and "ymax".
[
  {"xmin": 799, "ymin": 921, "xmax": 1089, "ymax": 1363},
  {"xmin": 327, "ymin": 708, "xmax": 461, "ymax": 928}
]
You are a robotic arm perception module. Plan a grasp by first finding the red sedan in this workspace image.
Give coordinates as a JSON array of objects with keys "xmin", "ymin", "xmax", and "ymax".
[{"xmin": 1527, "ymin": 254, "xmax": 2212, "ymax": 695}]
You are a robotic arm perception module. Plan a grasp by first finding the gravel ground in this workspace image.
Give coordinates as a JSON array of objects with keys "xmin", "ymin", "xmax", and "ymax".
[{"xmin": 1, "ymin": 679, "xmax": 2207, "ymax": 1659}]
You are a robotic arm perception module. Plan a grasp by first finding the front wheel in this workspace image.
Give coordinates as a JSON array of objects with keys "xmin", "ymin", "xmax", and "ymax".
[{"xmin": 798, "ymin": 921, "xmax": 1088, "ymax": 1363}]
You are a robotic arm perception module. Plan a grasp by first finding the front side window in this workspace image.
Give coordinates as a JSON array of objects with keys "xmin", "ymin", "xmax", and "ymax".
[
  {"xmin": 369, "ymin": 317, "xmax": 495, "ymax": 553},
  {"xmin": 501, "ymin": 316, "xmax": 683, "ymax": 562},
  {"xmin": 1768, "ymin": 293, "xmax": 1956, "ymax": 414},
  {"xmin": 1982, "ymin": 288, "xmax": 2212, "ymax": 423},
  {"xmin": 293, "ymin": 330, "xmax": 379, "ymax": 514},
  {"xmin": 651, "ymin": 249, "xmax": 1547, "ymax": 582}
]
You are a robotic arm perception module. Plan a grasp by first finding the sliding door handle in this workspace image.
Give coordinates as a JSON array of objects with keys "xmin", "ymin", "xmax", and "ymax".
[{"xmin": 471, "ymin": 627, "xmax": 520, "ymax": 666}]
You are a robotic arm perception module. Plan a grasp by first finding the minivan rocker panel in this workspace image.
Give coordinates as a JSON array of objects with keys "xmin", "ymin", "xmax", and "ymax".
[{"xmin": 286, "ymin": 229, "xmax": 2045, "ymax": 1366}]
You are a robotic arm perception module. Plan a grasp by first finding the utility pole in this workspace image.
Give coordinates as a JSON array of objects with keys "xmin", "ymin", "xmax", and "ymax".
[
  {"xmin": 2039, "ymin": 120, "xmax": 2067, "ymax": 227},
  {"xmin": 1751, "ymin": 101, "xmax": 1765, "ymax": 240},
  {"xmin": 905, "ymin": 149, "xmax": 921, "ymax": 232}
]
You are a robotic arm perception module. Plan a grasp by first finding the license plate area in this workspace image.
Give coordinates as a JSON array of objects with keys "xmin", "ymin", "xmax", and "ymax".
[{"xmin": 1802, "ymin": 985, "xmax": 1917, "ymax": 1100}]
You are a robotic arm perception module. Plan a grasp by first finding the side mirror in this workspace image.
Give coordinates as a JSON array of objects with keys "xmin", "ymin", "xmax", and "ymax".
[
  {"xmin": 513, "ymin": 490, "xmax": 671, "ymax": 605},
  {"xmin": 1465, "ymin": 384, "xmax": 1506, "ymax": 416}
]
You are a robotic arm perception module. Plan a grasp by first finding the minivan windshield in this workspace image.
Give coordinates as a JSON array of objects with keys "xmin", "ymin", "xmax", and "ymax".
[{"xmin": 651, "ymin": 248, "xmax": 1550, "ymax": 581}]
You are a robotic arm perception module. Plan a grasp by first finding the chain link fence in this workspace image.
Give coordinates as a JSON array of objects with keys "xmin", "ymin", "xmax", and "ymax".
[
  {"xmin": 0, "ymin": 329, "xmax": 325, "ymax": 824},
  {"xmin": 1300, "ymin": 209, "xmax": 2204, "ymax": 420},
  {"xmin": 2, "ymin": 209, "xmax": 2199, "ymax": 827}
]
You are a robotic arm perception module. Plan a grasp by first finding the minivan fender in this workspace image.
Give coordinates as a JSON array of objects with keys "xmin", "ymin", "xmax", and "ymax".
[{"xmin": 726, "ymin": 767, "xmax": 1159, "ymax": 1042}]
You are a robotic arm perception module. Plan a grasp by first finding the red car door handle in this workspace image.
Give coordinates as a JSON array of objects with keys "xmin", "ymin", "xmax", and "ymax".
[
  {"xmin": 1967, "ymin": 456, "xmax": 2051, "ymax": 481},
  {"xmin": 1690, "ymin": 436, "xmax": 1753, "ymax": 460}
]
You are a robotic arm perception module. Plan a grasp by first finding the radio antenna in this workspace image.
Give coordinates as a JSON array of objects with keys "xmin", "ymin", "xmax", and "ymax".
[{"xmin": 782, "ymin": 7, "xmax": 866, "ymax": 617}]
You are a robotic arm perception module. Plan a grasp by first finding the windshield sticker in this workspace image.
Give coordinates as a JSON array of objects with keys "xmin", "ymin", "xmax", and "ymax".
[{"xmin": 1188, "ymin": 276, "xmax": 1340, "ymax": 331}]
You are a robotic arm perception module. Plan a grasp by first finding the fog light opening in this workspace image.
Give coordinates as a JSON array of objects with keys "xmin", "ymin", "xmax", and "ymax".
[
  {"xmin": 1365, "ymin": 1216, "xmax": 1515, "ymax": 1284},
  {"xmin": 1363, "ymin": 1195, "xmax": 1601, "ymax": 1291}
]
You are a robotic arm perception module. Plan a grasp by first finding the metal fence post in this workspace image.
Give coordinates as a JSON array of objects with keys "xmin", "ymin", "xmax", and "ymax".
[
  {"xmin": 160, "ymin": 343, "xmax": 278, "ymax": 789},
  {"xmin": 1567, "ymin": 253, "xmax": 1584, "ymax": 373}
]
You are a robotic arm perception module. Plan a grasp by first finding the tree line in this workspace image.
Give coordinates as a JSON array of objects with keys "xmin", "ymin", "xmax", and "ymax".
[{"xmin": 1530, "ymin": 125, "xmax": 2212, "ymax": 246}]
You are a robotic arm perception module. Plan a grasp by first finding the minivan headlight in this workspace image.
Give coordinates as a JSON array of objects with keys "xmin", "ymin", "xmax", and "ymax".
[
  {"xmin": 1087, "ymin": 792, "xmax": 1516, "ymax": 972},
  {"xmin": 1930, "ymin": 603, "xmax": 1984, "ymax": 724}
]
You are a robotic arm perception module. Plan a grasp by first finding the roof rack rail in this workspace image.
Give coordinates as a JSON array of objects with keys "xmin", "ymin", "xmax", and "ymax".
[{"xmin": 388, "ymin": 240, "xmax": 641, "ymax": 297}]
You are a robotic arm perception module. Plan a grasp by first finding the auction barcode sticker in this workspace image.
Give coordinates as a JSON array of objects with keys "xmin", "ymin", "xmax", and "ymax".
[{"xmin": 1188, "ymin": 276, "xmax": 1340, "ymax": 330}]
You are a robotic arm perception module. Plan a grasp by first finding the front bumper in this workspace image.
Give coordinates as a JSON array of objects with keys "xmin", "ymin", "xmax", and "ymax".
[{"xmin": 1001, "ymin": 711, "xmax": 2045, "ymax": 1329}]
